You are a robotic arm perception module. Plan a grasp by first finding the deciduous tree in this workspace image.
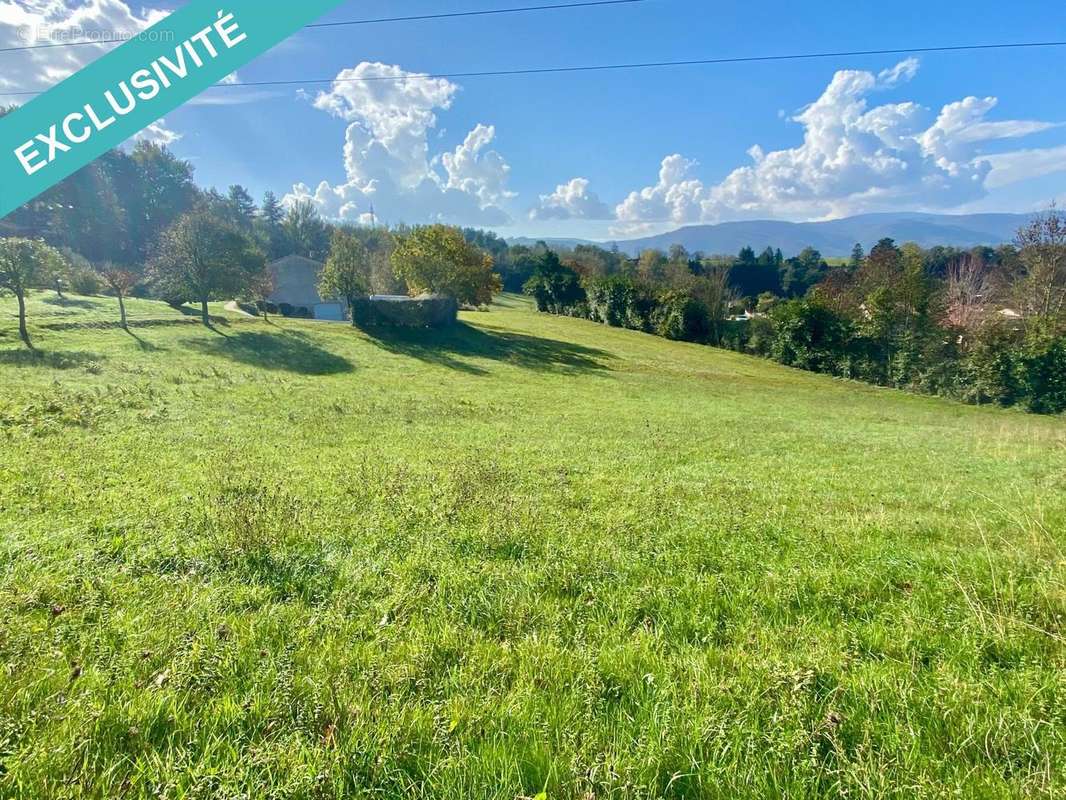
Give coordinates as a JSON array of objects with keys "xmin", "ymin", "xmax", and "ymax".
[
  {"xmin": 1015, "ymin": 205, "xmax": 1066, "ymax": 321},
  {"xmin": 247, "ymin": 269, "xmax": 277, "ymax": 321},
  {"xmin": 0, "ymin": 238, "xmax": 66, "ymax": 348},
  {"xmin": 147, "ymin": 212, "xmax": 266, "ymax": 326},
  {"xmin": 392, "ymin": 225, "xmax": 500, "ymax": 306},
  {"xmin": 97, "ymin": 263, "xmax": 140, "ymax": 329},
  {"xmin": 944, "ymin": 253, "xmax": 991, "ymax": 333},
  {"xmin": 319, "ymin": 231, "xmax": 371, "ymax": 326},
  {"xmin": 637, "ymin": 249, "xmax": 668, "ymax": 282},
  {"xmin": 129, "ymin": 142, "xmax": 197, "ymax": 260},
  {"xmin": 523, "ymin": 250, "xmax": 585, "ymax": 314},
  {"xmin": 690, "ymin": 265, "xmax": 734, "ymax": 344}
]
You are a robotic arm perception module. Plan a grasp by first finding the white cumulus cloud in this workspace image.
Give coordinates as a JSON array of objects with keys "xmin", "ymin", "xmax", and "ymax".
[
  {"xmin": 131, "ymin": 117, "xmax": 180, "ymax": 146},
  {"xmin": 0, "ymin": 0, "xmax": 168, "ymax": 99},
  {"xmin": 608, "ymin": 58, "xmax": 1066, "ymax": 231},
  {"xmin": 284, "ymin": 62, "xmax": 513, "ymax": 226},
  {"xmin": 530, "ymin": 177, "xmax": 612, "ymax": 220},
  {"xmin": 615, "ymin": 154, "xmax": 707, "ymax": 227},
  {"xmin": 439, "ymin": 123, "xmax": 515, "ymax": 206},
  {"xmin": 0, "ymin": 1, "xmax": 187, "ymax": 145}
]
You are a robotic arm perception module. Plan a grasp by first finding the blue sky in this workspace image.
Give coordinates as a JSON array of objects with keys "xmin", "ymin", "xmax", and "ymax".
[{"xmin": 2, "ymin": 0, "xmax": 1065, "ymax": 239}]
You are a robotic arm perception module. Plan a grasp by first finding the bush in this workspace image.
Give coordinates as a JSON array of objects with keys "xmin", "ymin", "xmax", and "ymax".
[
  {"xmin": 67, "ymin": 267, "xmax": 104, "ymax": 295},
  {"xmin": 585, "ymin": 275, "xmax": 657, "ymax": 332},
  {"xmin": 57, "ymin": 249, "xmax": 102, "ymax": 295},
  {"xmin": 719, "ymin": 319, "xmax": 756, "ymax": 353},
  {"xmin": 235, "ymin": 300, "xmax": 278, "ymax": 317},
  {"xmin": 278, "ymin": 303, "xmax": 312, "ymax": 319},
  {"xmin": 350, "ymin": 294, "xmax": 459, "ymax": 328},
  {"xmin": 959, "ymin": 321, "xmax": 1025, "ymax": 406},
  {"xmin": 523, "ymin": 253, "xmax": 585, "ymax": 314},
  {"xmin": 909, "ymin": 335, "xmax": 964, "ymax": 397},
  {"xmin": 1018, "ymin": 331, "xmax": 1066, "ymax": 414},
  {"xmin": 768, "ymin": 299, "xmax": 855, "ymax": 374},
  {"xmin": 522, "ymin": 240, "xmax": 1065, "ymax": 416},
  {"xmin": 652, "ymin": 291, "xmax": 711, "ymax": 341}
]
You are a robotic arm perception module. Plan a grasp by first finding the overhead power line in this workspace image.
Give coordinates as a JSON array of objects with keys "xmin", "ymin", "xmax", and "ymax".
[
  {"xmin": 2, "ymin": 40, "xmax": 1064, "ymax": 98},
  {"xmin": 222, "ymin": 40, "xmax": 1066, "ymax": 89},
  {"xmin": 0, "ymin": 0, "xmax": 647, "ymax": 54},
  {"xmin": 305, "ymin": 0, "xmax": 646, "ymax": 29}
]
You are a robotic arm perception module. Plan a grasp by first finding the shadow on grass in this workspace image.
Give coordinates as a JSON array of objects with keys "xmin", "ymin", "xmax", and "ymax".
[
  {"xmin": 172, "ymin": 305, "xmax": 232, "ymax": 328},
  {"xmin": 123, "ymin": 327, "xmax": 164, "ymax": 352},
  {"xmin": 41, "ymin": 296, "xmax": 99, "ymax": 310},
  {"xmin": 183, "ymin": 330, "xmax": 355, "ymax": 375},
  {"xmin": 360, "ymin": 321, "xmax": 613, "ymax": 375},
  {"xmin": 0, "ymin": 348, "xmax": 103, "ymax": 369}
]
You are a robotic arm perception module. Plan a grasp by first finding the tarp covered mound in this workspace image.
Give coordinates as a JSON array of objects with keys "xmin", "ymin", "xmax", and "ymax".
[{"xmin": 351, "ymin": 294, "xmax": 459, "ymax": 328}]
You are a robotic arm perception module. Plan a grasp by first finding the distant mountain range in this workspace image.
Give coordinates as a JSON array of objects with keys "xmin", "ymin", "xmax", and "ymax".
[
  {"xmin": 506, "ymin": 236, "xmax": 594, "ymax": 251},
  {"xmin": 508, "ymin": 212, "xmax": 1035, "ymax": 258}
]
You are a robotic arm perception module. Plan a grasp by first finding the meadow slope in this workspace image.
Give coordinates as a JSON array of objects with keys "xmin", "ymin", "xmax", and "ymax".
[{"xmin": 1, "ymin": 292, "xmax": 1064, "ymax": 799}]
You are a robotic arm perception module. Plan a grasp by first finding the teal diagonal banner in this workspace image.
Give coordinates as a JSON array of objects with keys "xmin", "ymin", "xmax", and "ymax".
[{"xmin": 0, "ymin": 0, "xmax": 346, "ymax": 218}]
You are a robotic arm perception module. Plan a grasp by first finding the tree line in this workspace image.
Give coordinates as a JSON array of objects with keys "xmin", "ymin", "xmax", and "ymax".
[
  {"xmin": 1, "ymin": 120, "xmax": 1061, "ymax": 413},
  {"xmin": 521, "ymin": 210, "xmax": 1066, "ymax": 414},
  {"xmin": 1, "ymin": 215, "xmax": 500, "ymax": 345},
  {"xmin": 0, "ymin": 118, "xmax": 503, "ymax": 343}
]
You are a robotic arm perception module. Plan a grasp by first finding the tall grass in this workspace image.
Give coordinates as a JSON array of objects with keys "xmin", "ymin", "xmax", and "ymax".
[{"xmin": 0, "ymin": 291, "xmax": 1062, "ymax": 798}]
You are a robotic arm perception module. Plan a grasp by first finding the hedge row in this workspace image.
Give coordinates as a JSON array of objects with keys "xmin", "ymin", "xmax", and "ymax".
[{"xmin": 527, "ymin": 269, "xmax": 1066, "ymax": 415}]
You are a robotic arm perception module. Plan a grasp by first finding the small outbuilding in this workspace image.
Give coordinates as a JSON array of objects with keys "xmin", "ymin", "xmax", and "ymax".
[{"xmin": 266, "ymin": 255, "xmax": 346, "ymax": 321}]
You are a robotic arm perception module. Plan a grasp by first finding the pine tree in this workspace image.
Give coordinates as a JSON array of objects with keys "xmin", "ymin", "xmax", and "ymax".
[
  {"xmin": 261, "ymin": 191, "xmax": 283, "ymax": 226},
  {"xmin": 850, "ymin": 243, "xmax": 865, "ymax": 270},
  {"xmin": 256, "ymin": 191, "xmax": 287, "ymax": 260},
  {"xmin": 228, "ymin": 185, "xmax": 257, "ymax": 227}
]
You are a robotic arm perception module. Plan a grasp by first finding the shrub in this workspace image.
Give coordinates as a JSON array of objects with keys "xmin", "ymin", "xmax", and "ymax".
[
  {"xmin": 523, "ymin": 252, "xmax": 585, "ymax": 314},
  {"xmin": 768, "ymin": 299, "xmax": 855, "ymax": 374},
  {"xmin": 652, "ymin": 290, "xmax": 711, "ymax": 341},
  {"xmin": 278, "ymin": 303, "xmax": 312, "ymax": 319},
  {"xmin": 909, "ymin": 335, "xmax": 965, "ymax": 397},
  {"xmin": 719, "ymin": 319, "xmax": 755, "ymax": 353},
  {"xmin": 1018, "ymin": 331, "xmax": 1066, "ymax": 414},
  {"xmin": 959, "ymin": 321, "xmax": 1025, "ymax": 406},
  {"xmin": 585, "ymin": 275, "xmax": 629, "ymax": 327},
  {"xmin": 350, "ymin": 295, "xmax": 459, "ymax": 328},
  {"xmin": 57, "ymin": 249, "xmax": 102, "ymax": 295},
  {"xmin": 161, "ymin": 293, "xmax": 190, "ymax": 309},
  {"xmin": 67, "ymin": 267, "xmax": 104, "ymax": 296},
  {"xmin": 585, "ymin": 275, "xmax": 657, "ymax": 332}
]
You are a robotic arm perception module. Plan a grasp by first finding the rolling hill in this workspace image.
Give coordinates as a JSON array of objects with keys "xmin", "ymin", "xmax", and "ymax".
[
  {"xmin": 616, "ymin": 212, "xmax": 1034, "ymax": 257},
  {"xmin": 1, "ymin": 292, "xmax": 1063, "ymax": 798},
  {"xmin": 510, "ymin": 212, "xmax": 1035, "ymax": 258}
]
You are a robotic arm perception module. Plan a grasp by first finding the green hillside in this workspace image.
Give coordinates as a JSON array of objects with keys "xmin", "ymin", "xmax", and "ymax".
[{"xmin": 1, "ymin": 292, "xmax": 1063, "ymax": 799}]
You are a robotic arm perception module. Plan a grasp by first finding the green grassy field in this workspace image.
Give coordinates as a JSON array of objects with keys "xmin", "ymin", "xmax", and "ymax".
[{"xmin": 1, "ymin": 290, "xmax": 1064, "ymax": 799}]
